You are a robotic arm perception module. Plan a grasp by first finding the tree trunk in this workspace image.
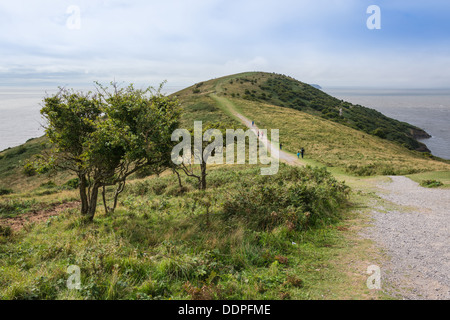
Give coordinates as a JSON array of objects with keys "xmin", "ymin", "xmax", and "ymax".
[
  {"xmin": 173, "ymin": 168, "xmax": 183, "ymax": 188},
  {"xmin": 102, "ymin": 186, "xmax": 109, "ymax": 214},
  {"xmin": 112, "ymin": 181, "xmax": 125, "ymax": 212},
  {"xmin": 87, "ymin": 184, "xmax": 100, "ymax": 221},
  {"xmin": 79, "ymin": 174, "xmax": 89, "ymax": 215},
  {"xmin": 200, "ymin": 162, "xmax": 207, "ymax": 190}
]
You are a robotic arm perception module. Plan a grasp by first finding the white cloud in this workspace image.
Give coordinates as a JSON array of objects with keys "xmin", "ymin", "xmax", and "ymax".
[{"xmin": 0, "ymin": 1, "xmax": 449, "ymax": 88}]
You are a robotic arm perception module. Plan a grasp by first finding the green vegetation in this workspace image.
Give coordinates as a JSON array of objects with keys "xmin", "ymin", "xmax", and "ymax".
[
  {"xmin": 1, "ymin": 72, "xmax": 449, "ymax": 300},
  {"xmin": 419, "ymin": 179, "xmax": 443, "ymax": 188},
  {"xmin": 39, "ymin": 83, "xmax": 180, "ymax": 220},
  {"xmin": 225, "ymin": 97, "xmax": 450, "ymax": 176},
  {"xmin": 202, "ymin": 72, "xmax": 431, "ymax": 152},
  {"xmin": 407, "ymin": 171, "xmax": 450, "ymax": 188},
  {"xmin": 0, "ymin": 164, "xmax": 368, "ymax": 300}
]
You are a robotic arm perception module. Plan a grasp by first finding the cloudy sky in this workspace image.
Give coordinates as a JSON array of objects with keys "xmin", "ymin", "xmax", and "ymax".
[{"xmin": 1, "ymin": 0, "xmax": 450, "ymax": 90}]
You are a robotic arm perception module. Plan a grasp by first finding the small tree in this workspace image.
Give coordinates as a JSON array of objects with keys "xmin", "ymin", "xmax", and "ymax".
[
  {"xmin": 40, "ymin": 83, "xmax": 180, "ymax": 220},
  {"xmin": 174, "ymin": 122, "xmax": 225, "ymax": 191}
]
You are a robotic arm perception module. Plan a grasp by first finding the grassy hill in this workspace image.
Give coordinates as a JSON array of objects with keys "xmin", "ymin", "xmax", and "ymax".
[
  {"xmin": 173, "ymin": 72, "xmax": 450, "ymax": 176},
  {"xmin": 175, "ymin": 72, "xmax": 432, "ymax": 152},
  {"xmin": 0, "ymin": 72, "xmax": 449, "ymax": 300},
  {"xmin": 2, "ymin": 71, "xmax": 449, "ymax": 193}
]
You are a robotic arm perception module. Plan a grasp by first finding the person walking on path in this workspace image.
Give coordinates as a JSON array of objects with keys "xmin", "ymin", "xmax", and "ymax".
[
  {"xmin": 280, "ymin": 143, "xmax": 283, "ymax": 150},
  {"xmin": 297, "ymin": 150, "xmax": 300, "ymax": 159},
  {"xmin": 252, "ymin": 121, "xmax": 254, "ymax": 126},
  {"xmin": 300, "ymin": 147, "xmax": 305, "ymax": 159}
]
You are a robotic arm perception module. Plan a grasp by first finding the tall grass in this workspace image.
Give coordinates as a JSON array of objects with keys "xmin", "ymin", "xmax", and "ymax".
[
  {"xmin": 230, "ymin": 98, "xmax": 450, "ymax": 176},
  {"xmin": 0, "ymin": 165, "xmax": 354, "ymax": 300}
]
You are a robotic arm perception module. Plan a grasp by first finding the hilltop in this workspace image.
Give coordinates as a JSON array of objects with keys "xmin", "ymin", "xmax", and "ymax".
[
  {"xmin": 172, "ymin": 72, "xmax": 450, "ymax": 176},
  {"xmin": 1, "ymin": 71, "xmax": 449, "ymax": 192},
  {"xmin": 175, "ymin": 72, "xmax": 431, "ymax": 152}
]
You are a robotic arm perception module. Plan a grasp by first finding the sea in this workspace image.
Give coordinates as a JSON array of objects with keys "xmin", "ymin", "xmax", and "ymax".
[
  {"xmin": 1, "ymin": 87, "xmax": 450, "ymax": 160},
  {"xmin": 324, "ymin": 88, "xmax": 450, "ymax": 160}
]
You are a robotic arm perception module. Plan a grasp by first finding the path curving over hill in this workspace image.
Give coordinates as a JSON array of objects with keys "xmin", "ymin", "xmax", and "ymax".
[
  {"xmin": 210, "ymin": 94, "xmax": 304, "ymax": 166},
  {"xmin": 365, "ymin": 176, "xmax": 450, "ymax": 299}
]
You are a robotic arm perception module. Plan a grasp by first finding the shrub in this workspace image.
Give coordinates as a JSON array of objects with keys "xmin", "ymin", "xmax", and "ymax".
[
  {"xmin": 63, "ymin": 178, "xmax": 80, "ymax": 190},
  {"xmin": 420, "ymin": 179, "xmax": 443, "ymax": 188},
  {"xmin": 0, "ymin": 187, "xmax": 13, "ymax": 196},
  {"xmin": 23, "ymin": 160, "xmax": 37, "ymax": 176},
  {"xmin": 372, "ymin": 128, "xmax": 386, "ymax": 139},
  {"xmin": 222, "ymin": 166, "xmax": 349, "ymax": 231},
  {"xmin": 0, "ymin": 225, "xmax": 12, "ymax": 237}
]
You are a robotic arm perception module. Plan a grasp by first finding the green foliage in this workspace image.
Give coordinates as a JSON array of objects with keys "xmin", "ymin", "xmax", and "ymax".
[
  {"xmin": 63, "ymin": 178, "xmax": 80, "ymax": 190},
  {"xmin": 345, "ymin": 163, "xmax": 420, "ymax": 176},
  {"xmin": 420, "ymin": 179, "xmax": 443, "ymax": 188},
  {"xmin": 223, "ymin": 166, "xmax": 349, "ymax": 231},
  {"xmin": 216, "ymin": 73, "xmax": 430, "ymax": 152},
  {"xmin": 22, "ymin": 161, "xmax": 37, "ymax": 176},
  {"xmin": 0, "ymin": 163, "xmax": 354, "ymax": 300},
  {"xmin": 371, "ymin": 128, "xmax": 386, "ymax": 139},
  {"xmin": 0, "ymin": 224, "xmax": 12, "ymax": 236},
  {"xmin": 39, "ymin": 83, "xmax": 181, "ymax": 219}
]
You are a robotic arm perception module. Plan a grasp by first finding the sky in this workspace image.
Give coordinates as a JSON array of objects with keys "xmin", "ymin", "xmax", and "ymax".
[{"xmin": 1, "ymin": 0, "xmax": 450, "ymax": 90}]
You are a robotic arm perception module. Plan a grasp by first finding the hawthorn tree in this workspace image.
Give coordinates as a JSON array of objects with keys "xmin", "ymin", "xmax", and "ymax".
[
  {"xmin": 173, "ymin": 122, "xmax": 242, "ymax": 191},
  {"xmin": 175, "ymin": 123, "xmax": 222, "ymax": 191},
  {"xmin": 40, "ymin": 83, "xmax": 180, "ymax": 221}
]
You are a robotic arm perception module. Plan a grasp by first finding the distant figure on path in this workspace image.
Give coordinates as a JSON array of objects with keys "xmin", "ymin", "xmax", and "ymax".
[
  {"xmin": 297, "ymin": 151, "xmax": 300, "ymax": 159},
  {"xmin": 252, "ymin": 121, "xmax": 254, "ymax": 126},
  {"xmin": 300, "ymin": 147, "xmax": 305, "ymax": 159},
  {"xmin": 280, "ymin": 143, "xmax": 283, "ymax": 150}
]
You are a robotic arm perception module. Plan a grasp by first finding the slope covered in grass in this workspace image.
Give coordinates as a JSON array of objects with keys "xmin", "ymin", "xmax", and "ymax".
[
  {"xmin": 174, "ymin": 72, "xmax": 431, "ymax": 152},
  {"xmin": 223, "ymin": 97, "xmax": 450, "ymax": 175},
  {"xmin": 0, "ymin": 164, "xmax": 370, "ymax": 300}
]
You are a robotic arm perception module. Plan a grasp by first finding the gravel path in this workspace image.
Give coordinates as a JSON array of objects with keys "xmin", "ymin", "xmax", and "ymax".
[
  {"xmin": 211, "ymin": 94, "xmax": 303, "ymax": 166},
  {"xmin": 365, "ymin": 176, "xmax": 450, "ymax": 299}
]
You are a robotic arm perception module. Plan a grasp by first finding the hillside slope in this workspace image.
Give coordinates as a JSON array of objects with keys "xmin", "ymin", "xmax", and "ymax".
[
  {"xmin": 172, "ymin": 72, "xmax": 450, "ymax": 176},
  {"xmin": 175, "ymin": 72, "xmax": 431, "ymax": 152},
  {"xmin": 1, "ymin": 71, "xmax": 449, "ymax": 192}
]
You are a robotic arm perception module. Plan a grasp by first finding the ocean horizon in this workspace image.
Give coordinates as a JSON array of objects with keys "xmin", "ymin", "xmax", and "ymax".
[
  {"xmin": 324, "ymin": 87, "xmax": 450, "ymax": 160},
  {"xmin": 1, "ymin": 86, "xmax": 450, "ymax": 160}
]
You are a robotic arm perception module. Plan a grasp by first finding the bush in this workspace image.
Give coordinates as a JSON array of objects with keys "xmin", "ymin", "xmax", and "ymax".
[
  {"xmin": 222, "ymin": 166, "xmax": 349, "ymax": 231},
  {"xmin": 63, "ymin": 178, "xmax": 80, "ymax": 190},
  {"xmin": 420, "ymin": 179, "xmax": 443, "ymax": 188},
  {"xmin": 345, "ymin": 163, "xmax": 419, "ymax": 176},
  {"xmin": 372, "ymin": 128, "xmax": 386, "ymax": 139},
  {"xmin": 0, "ymin": 187, "xmax": 13, "ymax": 196},
  {"xmin": 0, "ymin": 225, "xmax": 12, "ymax": 237},
  {"xmin": 23, "ymin": 160, "xmax": 37, "ymax": 176}
]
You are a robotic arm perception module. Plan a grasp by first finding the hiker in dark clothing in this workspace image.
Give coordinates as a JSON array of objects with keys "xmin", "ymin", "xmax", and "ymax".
[
  {"xmin": 280, "ymin": 143, "xmax": 283, "ymax": 150},
  {"xmin": 300, "ymin": 147, "xmax": 305, "ymax": 159}
]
